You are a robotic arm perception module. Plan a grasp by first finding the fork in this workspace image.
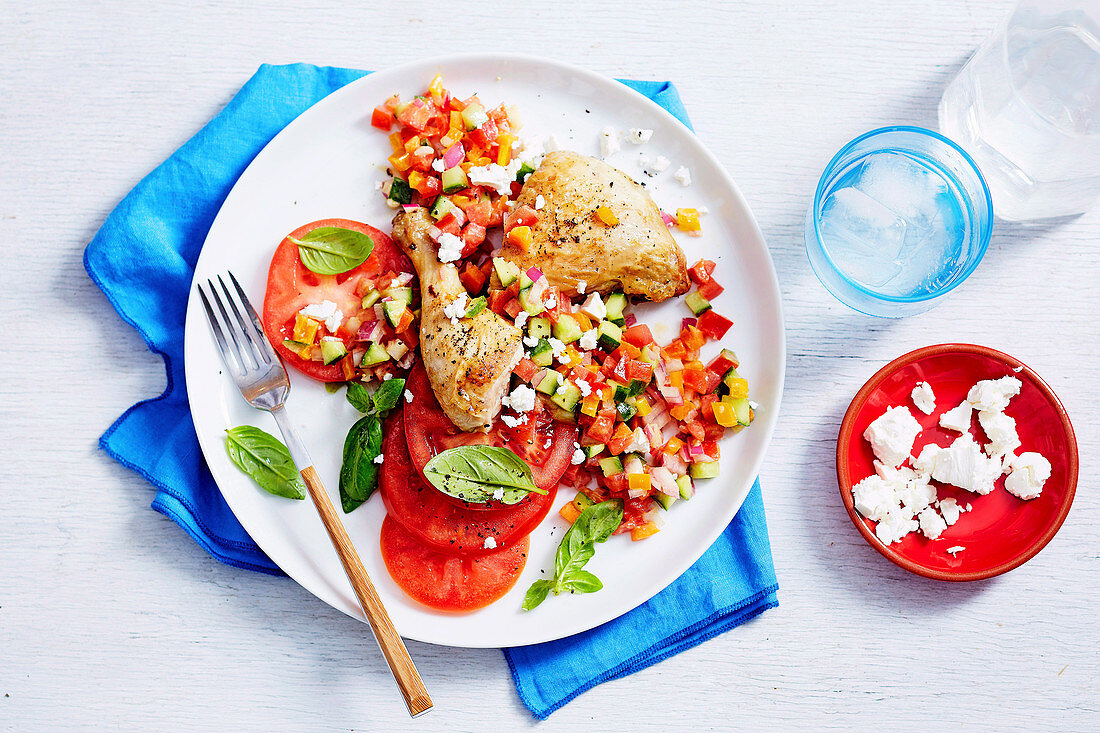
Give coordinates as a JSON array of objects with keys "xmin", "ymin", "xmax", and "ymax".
[{"xmin": 197, "ymin": 272, "xmax": 433, "ymax": 718}]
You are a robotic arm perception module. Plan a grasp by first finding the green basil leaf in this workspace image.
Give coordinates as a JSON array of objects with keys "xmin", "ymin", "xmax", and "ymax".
[
  {"xmin": 371, "ymin": 378, "xmax": 407, "ymax": 415},
  {"xmin": 423, "ymin": 445, "xmax": 547, "ymax": 505},
  {"xmin": 346, "ymin": 381, "xmax": 373, "ymax": 413},
  {"xmin": 225, "ymin": 426, "xmax": 305, "ymax": 500},
  {"xmin": 555, "ymin": 499, "xmax": 623, "ymax": 578},
  {"xmin": 338, "ymin": 414, "xmax": 383, "ymax": 511},
  {"xmin": 559, "ymin": 569, "xmax": 603, "ymax": 595},
  {"xmin": 522, "ymin": 579, "xmax": 555, "ymax": 611},
  {"xmin": 290, "ymin": 227, "xmax": 374, "ymax": 276}
]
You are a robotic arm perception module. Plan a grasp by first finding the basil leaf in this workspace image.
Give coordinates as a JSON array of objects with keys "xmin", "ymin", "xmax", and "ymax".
[
  {"xmin": 559, "ymin": 569, "xmax": 603, "ymax": 595},
  {"xmin": 290, "ymin": 227, "xmax": 374, "ymax": 275},
  {"xmin": 521, "ymin": 579, "xmax": 555, "ymax": 611},
  {"xmin": 423, "ymin": 445, "xmax": 547, "ymax": 505},
  {"xmin": 346, "ymin": 381, "xmax": 373, "ymax": 413},
  {"xmin": 555, "ymin": 499, "xmax": 623, "ymax": 578},
  {"xmin": 225, "ymin": 426, "xmax": 305, "ymax": 500},
  {"xmin": 338, "ymin": 414, "xmax": 383, "ymax": 512},
  {"xmin": 371, "ymin": 378, "xmax": 407, "ymax": 415}
]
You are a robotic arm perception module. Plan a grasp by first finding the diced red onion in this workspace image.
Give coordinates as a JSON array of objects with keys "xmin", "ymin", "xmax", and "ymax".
[
  {"xmin": 356, "ymin": 321, "xmax": 383, "ymax": 343},
  {"xmin": 627, "ymin": 487, "xmax": 648, "ymax": 499},
  {"xmin": 450, "ymin": 207, "xmax": 467, "ymax": 226},
  {"xmin": 661, "ymin": 452, "xmax": 688, "ymax": 475},
  {"xmin": 397, "ymin": 351, "xmax": 416, "ymax": 369},
  {"xmin": 643, "ymin": 505, "xmax": 666, "ymax": 527},
  {"xmin": 530, "ymin": 368, "xmax": 548, "ymax": 387},
  {"xmin": 428, "ymin": 226, "xmax": 442, "ymax": 242},
  {"xmin": 659, "ymin": 384, "xmax": 683, "ymax": 405},
  {"xmin": 663, "ymin": 358, "xmax": 684, "ymax": 372},
  {"xmin": 645, "ymin": 425, "xmax": 663, "ymax": 452},
  {"xmin": 402, "ymin": 204, "xmax": 420, "ymax": 213},
  {"xmin": 681, "ymin": 317, "xmax": 697, "ymax": 330},
  {"xmin": 680, "ymin": 446, "xmax": 692, "ymax": 464},
  {"xmin": 443, "ymin": 143, "xmax": 465, "ymax": 169},
  {"xmin": 660, "ymin": 211, "xmax": 675, "ymax": 227},
  {"xmin": 393, "ymin": 272, "xmax": 414, "ymax": 286},
  {"xmin": 373, "ymin": 303, "xmax": 386, "ymax": 321},
  {"xmin": 526, "ymin": 266, "xmax": 544, "ymax": 281},
  {"xmin": 624, "ymin": 313, "xmax": 637, "ymax": 328},
  {"xmin": 650, "ymin": 466, "xmax": 679, "ymax": 497},
  {"xmin": 351, "ymin": 348, "xmax": 365, "ymax": 367}
]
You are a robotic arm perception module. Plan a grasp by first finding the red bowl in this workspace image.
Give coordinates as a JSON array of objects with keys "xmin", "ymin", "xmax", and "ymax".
[{"xmin": 837, "ymin": 343, "xmax": 1078, "ymax": 581}]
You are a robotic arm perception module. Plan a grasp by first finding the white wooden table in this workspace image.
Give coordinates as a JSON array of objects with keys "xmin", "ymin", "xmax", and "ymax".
[{"xmin": 2, "ymin": 1, "xmax": 1097, "ymax": 730}]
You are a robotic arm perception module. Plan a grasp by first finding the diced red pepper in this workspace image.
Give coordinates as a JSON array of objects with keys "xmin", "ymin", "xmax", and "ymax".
[
  {"xmin": 680, "ymin": 325, "xmax": 707, "ymax": 352},
  {"xmin": 394, "ymin": 307, "xmax": 415, "ymax": 333},
  {"xmin": 707, "ymin": 351, "xmax": 740, "ymax": 376},
  {"xmin": 683, "ymin": 362, "xmax": 722, "ymax": 394},
  {"xmin": 460, "ymin": 222, "xmax": 487, "ymax": 255},
  {"xmin": 503, "ymin": 298, "xmax": 523, "ymax": 319},
  {"xmin": 621, "ymin": 324, "xmax": 656, "ymax": 348},
  {"xmin": 703, "ymin": 440, "xmax": 720, "ymax": 459},
  {"xmin": 412, "ymin": 174, "xmax": 441, "ymax": 197},
  {"xmin": 699, "ymin": 393, "xmax": 719, "ymax": 420},
  {"xmin": 625, "ymin": 359, "xmax": 654, "ymax": 382},
  {"xmin": 601, "ymin": 356, "xmax": 618, "ymax": 381},
  {"xmin": 702, "ymin": 422, "xmax": 725, "ymax": 441},
  {"xmin": 408, "ymin": 146, "xmax": 436, "ymax": 172},
  {"xmin": 587, "ymin": 413, "xmax": 616, "ymax": 444},
  {"xmin": 697, "ymin": 310, "xmax": 734, "ymax": 340},
  {"xmin": 437, "ymin": 214, "xmax": 462, "ymax": 237},
  {"xmin": 608, "ymin": 423, "xmax": 635, "ymax": 455},
  {"xmin": 371, "ymin": 106, "xmax": 394, "ymax": 131},
  {"xmin": 395, "ymin": 98, "xmax": 433, "ymax": 132},
  {"xmin": 466, "ymin": 117, "xmax": 498, "ymax": 148},
  {"xmin": 662, "ymin": 339, "xmax": 689, "ymax": 361},
  {"xmin": 611, "ymin": 357, "xmax": 631, "ymax": 384},
  {"xmin": 697, "ymin": 278, "xmax": 724, "ymax": 301},
  {"xmin": 688, "ymin": 259, "xmax": 717, "ymax": 284},
  {"xmin": 488, "ymin": 290, "xmax": 510, "ymax": 315},
  {"xmin": 459, "ymin": 261, "xmax": 488, "ymax": 294},
  {"xmin": 513, "ymin": 357, "xmax": 539, "ymax": 382},
  {"xmin": 603, "ymin": 472, "xmax": 629, "ymax": 495}
]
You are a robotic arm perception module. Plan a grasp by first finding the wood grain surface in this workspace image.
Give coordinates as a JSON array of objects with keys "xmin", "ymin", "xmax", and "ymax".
[{"xmin": 1, "ymin": 0, "xmax": 1097, "ymax": 731}]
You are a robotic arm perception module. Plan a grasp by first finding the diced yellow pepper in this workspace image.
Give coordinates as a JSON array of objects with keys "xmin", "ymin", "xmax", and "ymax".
[
  {"xmin": 407, "ymin": 170, "xmax": 426, "ymax": 190},
  {"xmin": 507, "ymin": 226, "xmax": 532, "ymax": 251},
  {"xmin": 465, "ymin": 145, "xmax": 485, "ymax": 162},
  {"xmin": 388, "ymin": 131, "xmax": 405, "ymax": 155},
  {"xmin": 564, "ymin": 345, "xmax": 582, "ymax": 368},
  {"xmin": 726, "ymin": 377, "xmax": 750, "ymax": 399},
  {"xmin": 634, "ymin": 397, "xmax": 652, "ymax": 417},
  {"xmin": 427, "ymin": 73, "xmax": 446, "ymax": 105},
  {"xmin": 292, "ymin": 314, "xmax": 320, "ymax": 345},
  {"xmin": 669, "ymin": 400, "xmax": 695, "ymax": 422},
  {"xmin": 558, "ymin": 501, "xmax": 581, "ymax": 524},
  {"xmin": 676, "ymin": 208, "xmax": 701, "ymax": 232},
  {"xmin": 403, "ymin": 135, "xmax": 423, "ymax": 154},
  {"xmin": 631, "ymin": 522, "xmax": 661, "ymax": 541},
  {"xmin": 664, "ymin": 436, "xmax": 684, "ymax": 455},
  {"xmin": 669, "ymin": 371, "xmax": 684, "ymax": 389},
  {"xmin": 595, "ymin": 206, "xmax": 619, "ymax": 226},
  {"xmin": 496, "ymin": 134, "xmax": 515, "ymax": 166},
  {"xmin": 580, "ymin": 394, "xmax": 600, "ymax": 417},
  {"xmin": 474, "ymin": 156, "xmax": 492, "ymax": 167},
  {"xmin": 388, "ymin": 153, "xmax": 412, "ymax": 173},
  {"xmin": 712, "ymin": 402, "xmax": 739, "ymax": 428},
  {"xmin": 627, "ymin": 473, "xmax": 651, "ymax": 492}
]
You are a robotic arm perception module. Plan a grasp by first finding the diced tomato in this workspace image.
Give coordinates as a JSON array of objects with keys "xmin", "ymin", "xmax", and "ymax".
[
  {"xmin": 460, "ymin": 222, "xmax": 487, "ymax": 255},
  {"xmin": 702, "ymin": 422, "xmax": 725, "ymax": 441},
  {"xmin": 371, "ymin": 106, "xmax": 394, "ymax": 130},
  {"xmin": 684, "ymin": 420, "xmax": 706, "ymax": 441},
  {"xmin": 611, "ymin": 342, "xmax": 642, "ymax": 362},
  {"xmin": 611, "ymin": 357, "xmax": 630, "ymax": 384},
  {"xmin": 395, "ymin": 98, "xmax": 434, "ymax": 132},
  {"xmin": 697, "ymin": 278, "xmax": 724, "ymax": 300},
  {"xmin": 601, "ymin": 356, "xmax": 618, "ymax": 381},
  {"xmin": 703, "ymin": 440, "xmax": 720, "ymax": 459},
  {"xmin": 688, "ymin": 259, "xmax": 717, "ymax": 284},
  {"xmin": 408, "ymin": 146, "xmax": 435, "ymax": 172},
  {"xmin": 513, "ymin": 357, "xmax": 539, "ymax": 382},
  {"xmin": 503, "ymin": 298, "xmax": 523, "ymax": 319},
  {"xmin": 622, "ymin": 324, "xmax": 655, "ymax": 348},
  {"xmin": 382, "ymin": 95, "xmax": 401, "ymax": 114},
  {"xmin": 626, "ymin": 359, "xmax": 654, "ymax": 382},
  {"xmin": 508, "ymin": 205, "xmax": 539, "ymax": 230},
  {"xmin": 587, "ymin": 413, "xmax": 616, "ymax": 444},
  {"xmin": 708, "ymin": 351, "xmax": 739, "ymax": 376},
  {"xmin": 697, "ymin": 310, "xmax": 734, "ymax": 340},
  {"xmin": 467, "ymin": 117, "xmax": 498, "ymax": 148},
  {"xmin": 488, "ymin": 196, "xmax": 508, "ymax": 227},
  {"xmin": 603, "ymin": 472, "xmax": 629, "ymax": 495},
  {"xmin": 463, "ymin": 198, "xmax": 492, "ymax": 227},
  {"xmin": 488, "ymin": 104, "xmax": 510, "ymax": 130},
  {"xmin": 699, "ymin": 393, "xmax": 719, "ymax": 420},
  {"xmin": 680, "ymin": 325, "xmax": 707, "ymax": 352},
  {"xmin": 663, "ymin": 339, "xmax": 688, "ymax": 361},
  {"xmin": 608, "ymin": 423, "xmax": 635, "ymax": 455},
  {"xmin": 438, "ymin": 215, "xmax": 462, "ymax": 237},
  {"xmin": 459, "ymin": 261, "xmax": 488, "ymax": 294},
  {"xmin": 488, "ymin": 289, "xmax": 510, "ymax": 315},
  {"xmin": 683, "ymin": 362, "xmax": 722, "ymax": 394},
  {"xmin": 412, "ymin": 174, "xmax": 441, "ymax": 197}
]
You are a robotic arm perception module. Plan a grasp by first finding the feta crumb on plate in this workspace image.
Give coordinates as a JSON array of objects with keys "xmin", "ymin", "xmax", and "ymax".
[
  {"xmin": 938, "ymin": 400, "xmax": 974, "ymax": 432},
  {"xmin": 977, "ymin": 408, "xmax": 1021, "ymax": 461},
  {"xmin": 492, "ymin": 488, "xmax": 505, "ymax": 501},
  {"xmin": 576, "ymin": 280, "xmax": 586, "ymax": 295},
  {"xmin": 298, "ymin": 300, "xmax": 343, "ymax": 333},
  {"xmin": 599, "ymin": 126, "xmax": 620, "ymax": 157},
  {"xmin": 673, "ymin": 166, "xmax": 691, "ymax": 186},
  {"xmin": 863, "ymin": 405, "xmax": 922, "ymax": 468},
  {"xmin": 580, "ymin": 292, "xmax": 606, "ymax": 320},
  {"xmin": 910, "ymin": 381, "xmax": 936, "ymax": 414},
  {"xmin": 501, "ymin": 384, "xmax": 537, "ymax": 414},
  {"xmin": 937, "ymin": 497, "xmax": 965, "ymax": 525},
  {"xmin": 627, "ymin": 128, "xmax": 653, "ymax": 144},
  {"xmin": 571, "ymin": 448, "xmax": 585, "ymax": 465},
  {"xmin": 1004, "ymin": 452, "xmax": 1051, "ymax": 500},
  {"xmin": 967, "ymin": 376, "xmax": 1021, "ymax": 412},
  {"xmin": 931, "ymin": 433, "xmax": 1002, "ymax": 495},
  {"xmin": 917, "ymin": 506, "xmax": 948, "ymax": 539},
  {"xmin": 373, "ymin": 453, "xmax": 384, "ymax": 465},
  {"xmin": 946, "ymin": 546, "xmax": 966, "ymax": 556},
  {"xmin": 403, "ymin": 389, "xmax": 414, "ymax": 403},
  {"xmin": 534, "ymin": 194, "xmax": 546, "ymax": 210}
]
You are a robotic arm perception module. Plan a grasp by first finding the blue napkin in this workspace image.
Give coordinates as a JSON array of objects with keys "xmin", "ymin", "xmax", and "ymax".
[{"xmin": 84, "ymin": 63, "xmax": 778, "ymax": 718}]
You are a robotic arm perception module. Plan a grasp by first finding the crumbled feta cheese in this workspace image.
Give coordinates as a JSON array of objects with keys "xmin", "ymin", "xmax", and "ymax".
[
  {"xmin": 373, "ymin": 453, "xmax": 385, "ymax": 465},
  {"xmin": 967, "ymin": 376, "xmax": 1021, "ymax": 412},
  {"xmin": 939, "ymin": 400, "xmax": 973, "ymax": 432},
  {"xmin": 523, "ymin": 335, "xmax": 539, "ymax": 348},
  {"xmin": 555, "ymin": 382, "xmax": 570, "ymax": 396},
  {"xmin": 897, "ymin": 474, "xmax": 938, "ymax": 516},
  {"xmin": 851, "ymin": 474, "xmax": 900, "ymax": 523},
  {"xmin": 468, "ymin": 162, "xmax": 522, "ymax": 196},
  {"xmin": 578, "ymin": 328, "xmax": 598, "ymax": 351},
  {"xmin": 599, "ymin": 126, "xmax": 620, "ymax": 157},
  {"xmin": 571, "ymin": 448, "xmax": 586, "ymax": 465},
  {"xmin": 625, "ymin": 428, "xmax": 650, "ymax": 454},
  {"xmin": 946, "ymin": 546, "xmax": 966, "ymax": 555},
  {"xmin": 299, "ymin": 300, "xmax": 343, "ymax": 333},
  {"xmin": 544, "ymin": 293, "xmax": 557, "ymax": 310},
  {"xmin": 492, "ymin": 488, "xmax": 505, "ymax": 501},
  {"xmin": 911, "ymin": 443, "xmax": 941, "ymax": 476},
  {"xmin": 639, "ymin": 154, "xmax": 669, "ymax": 176},
  {"xmin": 576, "ymin": 378, "xmax": 592, "ymax": 397},
  {"xmin": 534, "ymin": 194, "xmax": 546, "ymax": 210},
  {"xmin": 576, "ymin": 280, "xmax": 586, "ymax": 295},
  {"xmin": 938, "ymin": 497, "xmax": 963, "ymax": 525},
  {"xmin": 1004, "ymin": 452, "xmax": 1051, "ymax": 500},
  {"xmin": 436, "ymin": 232, "xmax": 464, "ymax": 263},
  {"xmin": 404, "ymin": 389, "xmax": 413, "ymax": 403},
  {"xmin": 382, "ymin": 372, "xmax": 393, "ymax": 381},
  {"xmin": 627, "ymin": 128, "xmax": 653, "ymax": 144},
  {"xmin": 652, "ymin": 155, "xmax": 670, "ymax": 172},
  {"xmin": 431, "ymin": 158, "xmax": 446, "ymax": 172},
  {"xmin": 931, "ymin": 433, "xmax": 1002, "ymax": 495},
  {"xmin": 917, "ymin": 506, "xmax": 948, "ymax": 539},
  {"xmin": 862, "ymin": 406, "xmax": 922, "ymax": 468},
  {"xmin": 501, "ymin": 384, "xmax": 537, "ymax": 413},
  {"xmin": 385, "ymin": 198, "xmax": 400, "ymax": 209},
  {"xmin": 580, "ymin": 292, "xmax": 607, "ymax": 320},
  {"xmin": 673, "ymin": 166, "xmax": 692, "ymax": 186},
  {"xmin": 697, "ymin": 205, "xmax": 710, "ymax": 215},
  {"xmin": 514, "ymin": 310, "xmax": 529, "ymax": 329},
  {"xmin": 977, "ymin": 409, "xmax": 1021, "ymax": 461},
  {"xmin": 443, "ymin": 293, "xmax": 468, "ymax": 324},
  {"xmin": 1013, "ymin": 365, "xmax": 1023, "ymax": 373},
  {"xmin": 547, "ymin": 337, "xmax": 567, "ymax": 360},
  {"xmin": 910, "ymin": 382, "xmax": 936, "ymax": 415},
  {"xmin": 500, "ymin": 414, "xmax": 528, "ymax": 428},
  {"xmin": 875, "ymin": 509, "xmax": 919, "ymax": 545},
  {"xmin": 483, "ymin": 536, "xmax": 497, "ymax": 549}
]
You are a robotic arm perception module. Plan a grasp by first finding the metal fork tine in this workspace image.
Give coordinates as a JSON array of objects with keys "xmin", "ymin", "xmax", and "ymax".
[
  {"xmin": 217, "ymin": 274, "xmax": 270, "ymax": 366},
  {"xmin": 207, "ymin": 277, "xmax": 254, "ymax": 371},
  {"xmin": 227, "ymin": 271, "xmax": 280, "ymax": 365},
  {"xmin": 197, "ymin": 282, "xmax": 240, "ymax": 374}
]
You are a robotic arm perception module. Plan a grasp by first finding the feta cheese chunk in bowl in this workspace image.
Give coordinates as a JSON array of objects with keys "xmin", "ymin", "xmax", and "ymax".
[{"xmin": 837, "ymin": 344, "xmax": 1078, "ymax": 582}]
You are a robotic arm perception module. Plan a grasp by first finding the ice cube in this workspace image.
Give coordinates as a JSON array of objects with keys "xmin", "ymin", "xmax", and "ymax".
[
  {"xmin": 855, "ymin": 152, "xmax": 948, "ymax": 225},
  {"xmin": 819, "ymin": 186, "xmax": 906, "ymax": 288}
]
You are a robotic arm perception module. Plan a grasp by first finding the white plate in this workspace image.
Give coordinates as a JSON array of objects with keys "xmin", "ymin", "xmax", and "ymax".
[{"xmin": 184, "ymin": 53, "xmax": 785, "ymax": 648}]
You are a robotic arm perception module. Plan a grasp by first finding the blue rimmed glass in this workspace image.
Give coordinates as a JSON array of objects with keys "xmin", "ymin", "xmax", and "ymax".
[{"xmin": 806, "ymin": 126, "xmax": 993, "ymax": 318}]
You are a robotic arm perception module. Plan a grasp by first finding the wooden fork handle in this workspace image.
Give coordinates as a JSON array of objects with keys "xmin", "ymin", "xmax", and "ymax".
[{"xmin": 300, "ymin": 465, "xmax": 433, "ymax": 717}]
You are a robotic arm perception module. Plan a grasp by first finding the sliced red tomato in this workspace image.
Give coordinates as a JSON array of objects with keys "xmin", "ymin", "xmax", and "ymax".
[
  {"xmin": 403, "ymin": 363, "xmax": 577, "ymax": 494},
  {"xmin": 380, "ymin": 411, "xmax": 558, "ymax": 553},
  {"xmin": 262, "ymin": 219, "xmax": 412, "ymax": 382},
  {"xmin": 380, "ymin": 515, "xmax": 528, "ymax": 612}
]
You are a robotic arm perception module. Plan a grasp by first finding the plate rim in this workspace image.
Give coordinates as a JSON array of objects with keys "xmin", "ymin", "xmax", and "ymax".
[
  {"xmin": 183, "ymin": 51, "xmax": 787, "ymax": 646},
  {"xmin": 836, "ymin": 342, "xmax": 1079, "ymax": 582}
]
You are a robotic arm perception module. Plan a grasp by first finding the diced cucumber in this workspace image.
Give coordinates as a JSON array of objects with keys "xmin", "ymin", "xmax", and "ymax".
[
  {"xmin": 604, "ymin": 293, "xmax": 627, "ymax": 326},
  {"xmin": 441, "ymin": 166, "xmax": 468, "ymax": 194},
  {"xmin": 613, "ymin": 384, "xmax": 630, "ymax": 403},
  {"xmin": 722, "ymin": 366, "xmax": 742, "ymax": 388},
  {"xmin": 518, "ymin": 271, "xmax": 534, "ymax": 290},
  {"xmin": 360, "ymin": 343, "xmax": 391, "ymax": 367},
  {"xmin": 676, "ymin": 475, "xmax": 695, "ymax": 500},
  {"xmin": 282, "ymin": 339, "xmax": 310, "ymax": 356},
  {"xmin": 596, "ymin": 320, "xmax": 622, "ymax": 350},
  {"xmin": 518, "ymin": 287, "xmax": 544, "ymax": 315},
  {"xmin": 527, "ymin": 316, "xmax": 551, "ymax": 340},
  {"xmin": 573, "ymin": 492, "xmax": 597, "ymax": 510},
  {"xmin": 684, "ymin": 291, "xmax": 711, "ymax": 315},
  {"xmin": 320, "ymin": 338, "xmax": 348, "ymax": 365},
  {"xmin": 530, "ymin": 338, "xmax": 554, "ymax": 367},
  {"xmin": 430, "ymin": 195, "xmax": 457, "ymax": 220},
  {"xmin": 516, "ymin": 162, "xmax": 536, "ymax": 183},
  {"xmin": 464, "ymin": 296, "xmax": 487, "ymax": 318},
  {"xmin": 384, "ymin": 286, "xmax": 413, "ymax": 306},
  {"xmin": 493, "ymin": 257, "xmax": 521, "ymax": 288},
  {"xmin": 726, "ymin": 396, "xmax": 753, "ymax": 426},
  {"xmin": 551, "ymin": 382, "xmax": 582, "ymax": 411},
  {"xmin": 615, "ymin": 401, "xmax": 637, "ymax": 422},
  {"xmin": 653, "ymin": 492, "xmax": 677, "ymax": 510},
  {"xmin": 599, "ymin": 456, "xmax": 624, "ymax": 477},
  {"xmin": 552, "ymin": 314, "xmax": 583, "ymax": 344},
  {"xmin": 461, "ymin": 101, "xmax": 488, "ymax": 130},
  {"xmin": 382, "ymin": 300, "xmax": 407, "ymax": 327},
  {"xmin": 689, "ymin": 461, "xmax": 720, "ymax": 480},
  {"xmin": 388, "ymin": 177, "xmax": 413, "ymax": 205},
  {"xmin": 584, "ymin": 443, "xmax": 606, "ymax": 459},
  {"xmin": 627, "ymin": 379, "xmax": 647, "ymax": 397},
  {"xmin": 536, "ymin": 371, "xmax": 560, "ymax": 395},
  {"xmin": 360, "ymin": 289, "xmax": 381, "ymax": 309}
]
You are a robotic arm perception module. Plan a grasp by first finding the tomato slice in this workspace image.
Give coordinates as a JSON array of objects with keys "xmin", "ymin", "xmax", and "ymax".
[
  {"xmin": 262, "ymin": 219, "xmax": 413, "ymax": 382},
  {"xmin": 403, "ymin": 363, "xmax": 577, "ymax": 497},
  {"xmin": 380, "ymin": 411, "xmax": 558, "ymax": 554},
  {"xmin": 379, "ymin": 515, "xmax": 528, "ymax": 612}
]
